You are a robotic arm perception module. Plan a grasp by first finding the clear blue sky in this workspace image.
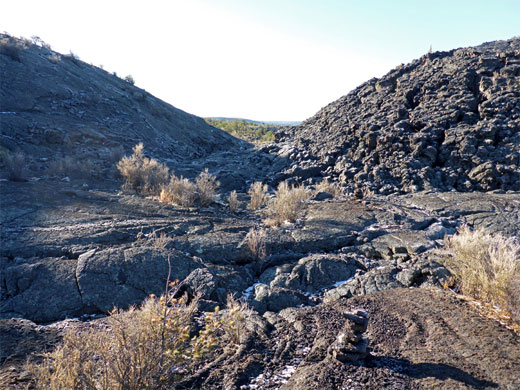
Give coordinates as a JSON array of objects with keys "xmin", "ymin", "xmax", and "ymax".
[
  {"xmin": 212, "ymin": 0, "xmax": 519, "ymax": 62},
  {"xmin": 2, "ymin": 0, "xmax": 519, "ymax": 121}
]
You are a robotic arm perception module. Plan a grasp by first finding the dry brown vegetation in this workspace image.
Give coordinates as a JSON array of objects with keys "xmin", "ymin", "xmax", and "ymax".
[
  {"xmin": 3, "ymin": 151, "xmax": 27, "ymax": 181},
  {"xmin": 442, "ymin": 225, "xmax": 520, "ymax": 322},
  {"xmin": 117, "ymin": 143, "xmax": 169, "ymax": 195},
  {"xmin": 196, "ymin": 168, "xmax": 220, "ymax": 207},
  {"xmin": 228, "ymin": 190, "xmax": 239, "ymax": 213},
  {"xmin": 0, "ymin": 36, "xmax": 23, "ymax": 61},
  {"xmin": 159, "ymin": 168, "xmax": 219, "ymax": 208},
  {"xmin": 315, "ymin": 178, "xmax": 343, "ymax": 198},
  {"xmin": 248, "ymin": 181, "xmax": 269, "ymax": 210},
  {"xmin": 160, "ymin": 175, "xmax": 198, "ymax": 207},
  {"xmin": 25, "ymin": 285, "xmax": 249, "ymax": 389},
  {"xmin": 48, "ymin": 156, "xmax": 94, "ymax": 179},
  {"xmin": 266, "ymin": 181, "xmax": 311, "ymax": 225},
  {"xmin": 244, "ymin": 227, "xmax": 268, "ymax": 260}
]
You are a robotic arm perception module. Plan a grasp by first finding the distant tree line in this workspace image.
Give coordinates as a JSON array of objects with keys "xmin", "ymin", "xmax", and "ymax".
[{"xmin": 205, "ymin": 118, "xmax": 277, "ymax": 143}]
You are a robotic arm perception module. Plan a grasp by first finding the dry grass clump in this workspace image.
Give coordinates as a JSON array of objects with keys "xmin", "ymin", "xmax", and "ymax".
[
  {"xmin": 48, "ymin": 156, "xmax": 94, "ymax": 179},
  {"xmin": 315, "ymin": 178, "xmax": 343, "ymax": 198},
  {"xmin": 160, "ymin": 175, "xmax": 198, "ymax": 207},
  {"xmin": 244, "ymin": 227, "xmax": 268, "ymax": 260},
  {"xmin": 117, "ymin": 143, "xmax": 169, "ymax": 195},
  {"xmin": 3, "ymin": 151, "xmax": 27, "ymax": 181},
  {"xmin": 25, "ymin": 283, "xmax": 247, "ymax": 389},
  {"xmin": 160, "ymin": 168, "xmax": 219, "ymax": 208},
  {"xmin": 147, "ymin": 231, "xmax": 170, "ymax": 249},
  {"xmin": 218, "ymin": 294, "xmax": 255, "ymax": 344},
  {"xmin": 266, "ymin": 181, "xmax": 310, "ymax": 225},
  {"xmin": 248, "ymin": 181, "xmax": 269, "ymax": 210},
  {"xmin": 228, "ymin": 190, "xmax": 240, "ymax": 213},
  {"xmin": 196, "ymin": 168, "xmax": 220, "ymax": 207},
  {"xmin": 442, "ymin": 225, "xmax": 520, "ymax": 322},
  {"xmin": 47, "ymin": 52, "xmax": 61, "ymax": 64}
]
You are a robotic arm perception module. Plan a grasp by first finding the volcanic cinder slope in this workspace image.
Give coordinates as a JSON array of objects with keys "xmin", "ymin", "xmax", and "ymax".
[
  {"xmin": 1, "ymin": 35, "xmax": 519, "ymax": 390},
  {"xmin": 275, "ymin": 37, "xmax": 520, "ymax": 195}
]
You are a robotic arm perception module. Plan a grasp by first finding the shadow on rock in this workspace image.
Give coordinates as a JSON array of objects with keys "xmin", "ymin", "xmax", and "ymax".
[{"xmin": 368, "ymin": 355, "xmax": 499, "ymax": 389}]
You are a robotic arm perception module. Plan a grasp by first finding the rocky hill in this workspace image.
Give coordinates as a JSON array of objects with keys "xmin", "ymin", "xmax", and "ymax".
[
  {"xmin": 0, "ymin": 34, "xmax": 244, "ymax": 168},
  {"xmin": 275, "ymin": 38, "xmax": 520, "ymax": 195}
]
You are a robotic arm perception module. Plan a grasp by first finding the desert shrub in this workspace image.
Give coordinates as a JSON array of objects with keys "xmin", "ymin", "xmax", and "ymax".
[
  {"xmin": 196, "ymin": 168, "xmax": 219, "ymax": 207},
  {"xmin": 248, "ymin": 181, "xmax": 269, "ymax": 210},
  {"xmin": 0, "ymin": 36, "xmax": 22, "ymax": 61},
  {"xmin": 147, "ymin": 231, "xmax": 170, "ymax": 249},
  {"xmin": 228, "ymin": 190, "xmax": 239, "ymax": 213},
  {"xmin": 124, "ymin": 75, "xmax": 135, "ymax": 85},
  {"xmin": 266, "ymin": 181, "xmax": 310, "ymax": 225},
  {"xmin": 25, "ymin": 287, "xmax": 212, "ymax": 390},
  {"xmin": 244, "ymin": 227, "xmax": 268, "ymax": 260},
  {"xmin": 160, "ymin": 175, "xmax": 197, "ymax": 207},
  {"xmin": 47, "ymin": 52, "xmax": 61, "ymax": 63},
  {"xmin": 117, "ymin": 143, "xmax": 169, "ymax": 195},
  {"xmin": 48, "ymin": 156, "xmax": 94, "ymax": 179},
  {"xmin": 316, "ymin": 178, "xmax": 342, "ymax": 198},
  {"xmin": 3, "ymin": 151, "xmax": 27, "ymax": 181},
  {"xmin": 442, "ymin": 225, "xmax": 520, "ymax": 321},
  {"xmin": 25, "ymin": 284, "xmax": 250, "ymax": 389},
  {"xmin": 216, "ymin": 294, "xmax": 254, "ymax": 344}
]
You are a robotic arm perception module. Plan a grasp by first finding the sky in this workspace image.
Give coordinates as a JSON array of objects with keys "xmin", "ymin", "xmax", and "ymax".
[{"xmin": 1, "ymin": 0, "xmax": 519, "ymax": 121}]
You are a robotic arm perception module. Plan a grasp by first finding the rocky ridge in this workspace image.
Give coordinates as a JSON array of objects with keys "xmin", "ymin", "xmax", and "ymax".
[{"xmin": 274, "ymin": 37, "xmax": 520, "ymax": 195}]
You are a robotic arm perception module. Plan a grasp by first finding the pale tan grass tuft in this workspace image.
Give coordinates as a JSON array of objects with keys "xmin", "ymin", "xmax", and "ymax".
[
  {"xmin": 248, "ymin": 182, "xmax": 269, "ymax": 210},
  {"xmin": 442, "ymin": 225, "xmax": 520, "ymax": 322}
]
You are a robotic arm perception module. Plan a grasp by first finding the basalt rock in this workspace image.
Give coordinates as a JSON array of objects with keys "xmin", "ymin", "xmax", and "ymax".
[{"xmin": 277, "ymin": 38, "xmax": 520, "ymax": 194}]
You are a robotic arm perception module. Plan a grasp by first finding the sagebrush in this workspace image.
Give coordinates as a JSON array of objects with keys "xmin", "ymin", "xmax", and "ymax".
[
  {"xmin": 196, "ymin": 168, "xmax": 219, "ymax": 207},
  {"xmin": 25, "ymin": 285, "xmax": 249, "ymax": 389},
  {"xmin": 266, "ymin": 181, "xmax": 310, "ymax": 225},
  {"xmin": 117, "ymin": 143, "xmax": 169, "ymax": 195}
]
